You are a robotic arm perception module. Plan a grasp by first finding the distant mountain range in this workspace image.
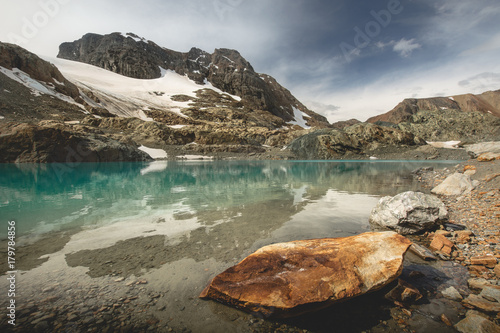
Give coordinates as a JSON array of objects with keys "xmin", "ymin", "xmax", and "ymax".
[
  {"xmin": 0, "ymin": 33, "xmax": 499, "ymax": 162},
  {"xmin": 367, "ymin": 91, "xmax": 500, "ymax": 124}
]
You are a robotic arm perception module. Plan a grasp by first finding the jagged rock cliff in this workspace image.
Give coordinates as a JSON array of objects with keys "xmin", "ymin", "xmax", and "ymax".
[
  {"xmin": 58, "ymin": 32, "xmax": 329, "ymax": 127},
  {"xmin": 0, "ymin": 41, "xmax": 315, "ymax": 162}
]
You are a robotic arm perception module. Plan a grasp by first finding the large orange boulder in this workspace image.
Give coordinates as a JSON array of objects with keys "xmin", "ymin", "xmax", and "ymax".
[{"xmin": 200, "ymin": 232, "xmax": 412, "ymax": 318}]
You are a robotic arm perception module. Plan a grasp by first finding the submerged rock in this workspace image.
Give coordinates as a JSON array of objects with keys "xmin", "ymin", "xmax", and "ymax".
[
  {"xmin": 369, "ymin": 191, "xmax": 448, "ymax": 235},
  {"xmin": 199, "ymin": 231, "xmax": 412, "ymax": 318},
  {"xmin": 384, "ymin": 279, "xmax": 423, "ymax": 304}
]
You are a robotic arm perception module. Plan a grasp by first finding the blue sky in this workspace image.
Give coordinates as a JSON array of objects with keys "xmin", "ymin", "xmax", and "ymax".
[{"xmin": 1, "ymin": 0, "xmax": 500, "ymax": 122}]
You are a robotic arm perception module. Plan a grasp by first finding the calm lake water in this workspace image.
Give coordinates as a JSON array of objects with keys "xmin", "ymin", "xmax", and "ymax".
[{"xmin": 0, "ymin": 160, "xmax": 462, "ymax": 332}]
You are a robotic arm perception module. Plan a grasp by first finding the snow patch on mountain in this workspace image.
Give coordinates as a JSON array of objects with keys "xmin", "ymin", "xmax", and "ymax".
[
  {"xmin": 48, "ymin": 57, "xmax": 240, "ymax": 118},
  {"xmin": 289, "ymin": 107, "xmax": 311, "ymax": 129},
  {"xmin": 0, "ymin": 65, "xmax": 84, "ymax": 108}
]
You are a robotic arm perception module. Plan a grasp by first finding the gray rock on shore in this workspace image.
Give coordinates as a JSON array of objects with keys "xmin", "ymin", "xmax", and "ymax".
[
  {"xmin": 369, "ymin": 191, "xmax": 448, "ymax": 235},
  {"xmin": 431, "ymin": 173, "xmax": 478, "ymax": 196}
]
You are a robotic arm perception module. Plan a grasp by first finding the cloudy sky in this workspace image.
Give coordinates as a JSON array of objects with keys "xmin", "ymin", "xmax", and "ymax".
[{"xmin": 1, "ymin": 0, "xmax": 500, "ymax": 122}]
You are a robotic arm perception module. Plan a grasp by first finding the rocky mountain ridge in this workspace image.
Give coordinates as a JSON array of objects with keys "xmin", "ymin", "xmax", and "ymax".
[
  {"xmin": 367, "ymin": 90, "xmax": 500, "ymax": 124},
  {"xmin": 1, "ymin": 38, "xmax": 498, "ymax": 163},
  {"xmin": 362, "ymin": 91, "xmax": 500, "ymax": 143},
  {"xmin": 57, "ymin": 32, "xmax": 328, "ymax": 127},
  {"xmin": 0, "ymin": 40, "xmax": 320, "ymax": 162}
]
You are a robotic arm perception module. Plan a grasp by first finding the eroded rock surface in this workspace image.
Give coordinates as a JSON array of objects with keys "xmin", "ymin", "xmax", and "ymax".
[{"xmin": 200, "ymin": 231, "xmax": 412, "ymax": 318}]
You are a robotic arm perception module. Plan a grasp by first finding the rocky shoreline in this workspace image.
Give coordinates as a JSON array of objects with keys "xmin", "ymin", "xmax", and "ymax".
[{"xmin": 409, "ymin": 157, "xmax": 500, "ymax": 331}]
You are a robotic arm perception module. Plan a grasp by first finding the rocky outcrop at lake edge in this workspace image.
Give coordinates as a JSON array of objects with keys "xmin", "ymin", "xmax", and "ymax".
[
  {"xmin": 0, "ymin": 122, "xmax": 151, "ymax": 163},
  {"xmin": 288, "ymin": 122, "xmax": 425, "ymax": 160}
]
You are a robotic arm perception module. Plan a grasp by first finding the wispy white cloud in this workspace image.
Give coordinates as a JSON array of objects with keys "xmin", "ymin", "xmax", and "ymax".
[
  {"xmin": 458, "ymin": 72, "xmax": 500, "ymax": 92},
  {"xmin": 420, "ymin": 0, "xmax": 500, "ymax": 48},
  {"xmin": 304, "ymin": 101, "xmax": 341, "ymax": 121},
  {"xmin": 375, "ymin": 38, "xmax": 421, "ymax": 57},
  {"xmin": 392, "ymin": 38, "xmax": 421, "ymax": 57}
]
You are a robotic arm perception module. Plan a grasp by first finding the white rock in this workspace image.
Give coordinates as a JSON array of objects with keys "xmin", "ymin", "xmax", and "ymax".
[
  {"xmin": 441, "ymin": 286, "xmax": 463, "ymax": 301},
  {"xmin": 431, "ymin": 173, "xmax": 475, "ymax": 196},
  {"xmin": 369, "ymin": 191, "xmax": 448, "ymax": 235}
]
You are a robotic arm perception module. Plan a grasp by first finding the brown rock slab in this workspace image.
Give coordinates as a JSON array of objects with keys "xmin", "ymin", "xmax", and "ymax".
[
  {"xmin": 478, "ymin": 152, "xmax": 500, "ymax": 162},
  {"xmin": 471, "ymin": 255, "xmax": 498, "ymax": 268},
  {"xmin": 485, "ymin": 173, "xmax": 500, "ymax": 182},
  {"xmin": 200, "ymin": 232, "xmax": 412, "ymax": 318},
  {"xmin": 429, "ymin": 233, "xmax": 454, "ymax": 256},
  {"xmin": 441, "ymin": 314, "xmax": 453, "ymax": 327},
  {"xmin": 441, "ymin": 286, "xmax": 463, "ymax": 301},
  {"xmin": 494, "ymin": 265, "xmax": 500, "ymax": 278},
  {"xmin": 480, "ymin": 286, "xmax": 500, "ymax": 303},
  {"xmin": 455, "ymin": 230, "xmax": 473, "ymax": 244},
  {"xmin": 469, "ymin": 265, "xmax": 491, "ymax": 277},
  {"xmin": 467, "ymin": 279, "xmax": 491, "ymax": 290},
  {"xmin": 463, "ymin": 294, "xmax": 500, "ymax": 313},
  {"xmin": 455, "ymin": 311, "xmax": 500, "ymax": 333},
  {"xmin": 464, "ymin": 165, "xmax": 477, "ymax": 172},
  {"xmin": 409, "ymin": 243, "xmax": 437, "ymax": 261}
]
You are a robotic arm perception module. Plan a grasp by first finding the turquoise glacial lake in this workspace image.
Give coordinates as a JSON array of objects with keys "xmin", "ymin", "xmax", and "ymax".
[
  {"xmin": 0, "ymin": 160, "xmax": 463, "ymax": 332},
  {"xmin": 0, "ymin": 160, "xmax": 460, "ymax": 241}
]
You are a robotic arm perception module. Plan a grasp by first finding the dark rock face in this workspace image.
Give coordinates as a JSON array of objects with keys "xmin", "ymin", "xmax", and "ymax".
[
  {"xmin": 57, "ymin": 32, "xmax": 329, "ymax": 127},
  {"xmin": 0, "ymin": 122, "xmax": 151, "ymax": 163},
  {"xmin": 0, "ymin": 42, "xmax": 80, "ymax": 100},
  {"xmin": 289, "ymin": 123, "xmax": 424, "ymax": 160}
]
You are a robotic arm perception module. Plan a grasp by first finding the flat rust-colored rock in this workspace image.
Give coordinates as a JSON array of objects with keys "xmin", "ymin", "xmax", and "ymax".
[
  {"xmin": 471, "ymin": 255, "xmax": 498, "ymax": 268},
  {"xmin": 463, "ymin": 294, "xmax": 500, "ymax": 313},
  {"xmin": 478, "ymin": 152, "xmax": 500, "ymax": 162},
  {"xmin": 200, "ymin": 232, "xmax": 412, "ymax": 318},
  {"xmin": 430, "ymin": 233, "xmax": 454, "ymax": 256}
]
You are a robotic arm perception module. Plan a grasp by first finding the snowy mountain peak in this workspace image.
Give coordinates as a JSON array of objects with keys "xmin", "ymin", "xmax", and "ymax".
[
  {"xmin": 57, "ymin": 32, "xmax": 330, "ymax": 128},
  {"xmin": 119, "ymin": 32, "xmax": 148, "ymax": 43}
]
